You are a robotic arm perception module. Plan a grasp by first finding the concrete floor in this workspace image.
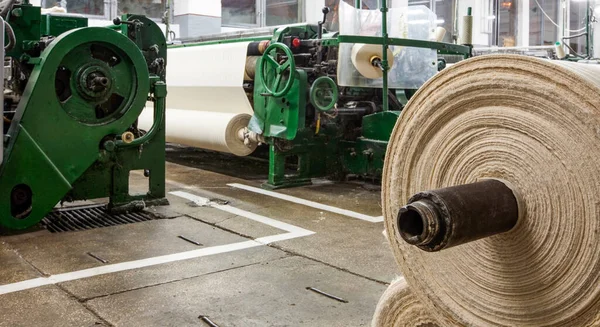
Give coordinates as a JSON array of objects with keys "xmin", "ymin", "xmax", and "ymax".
[{"xmin": 0, "ymin": 146, "xmax": 399, "ymax": 327}]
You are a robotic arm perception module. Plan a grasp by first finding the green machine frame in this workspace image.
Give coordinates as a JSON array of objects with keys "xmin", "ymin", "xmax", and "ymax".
[
  {"xmin": 172, "ymin": 3, "xmax": 471, "ymax": 190},
  {"xmin": 252, "ymin": 5, "xmax": 471, "ymax": 189},
  {"xmin": 0, "ymin": 1, "xmax": 168, "ymax": 229}
]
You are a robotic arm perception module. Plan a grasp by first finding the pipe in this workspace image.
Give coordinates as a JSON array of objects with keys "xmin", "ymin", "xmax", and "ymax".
[
  {"xmin": 116, "ymin": 82, "xmax": 166, "ymax": 148},
  {"xmin": 247, "ymin": 40, "xmax": 270, "ymax": 56},
  {"xmin": 396, "ymin": 179, "xmax": 519, "ymax": 252},
  {"xmin": 381, "ymin": 0, "xmax": 389, "ymax": 112},
  {"xmin": 474, "ymin": 45, "xmax": 555, "ymax": 51},
  {"xmin": 4, "ymin": 20, "xmax": 15, "ymax": 51}
]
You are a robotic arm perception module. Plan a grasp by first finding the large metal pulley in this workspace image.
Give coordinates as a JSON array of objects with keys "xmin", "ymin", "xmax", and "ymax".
[{"xmin": 54, "ymin": 41, "xmax": 146, "ymax": 126}]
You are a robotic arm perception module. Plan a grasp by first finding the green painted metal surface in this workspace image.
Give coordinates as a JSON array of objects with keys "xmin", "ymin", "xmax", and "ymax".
[
  {"xmin": 0, "ymin": 10, "xmax": 167, "ymax": 229},
  {"xmin": 242, "ymin": 22, "xmax": 473, "ymax": 189},
  {"xmin": 6, "ymin": 4, "xmax": 41, "ymax": 59},
  {"xmin": 336, "ymin": 35, "xmax": 472, "ymax": 56},
  {"xmin": 252, "ymin": 59, "xmax": 306, "ymax": 140},
  {"xmin": 41, "ymin": 14, "xmax": 88, "ymax": 36},
  {"xmin": 361, "ymin": 111, "xmax": 400, "ymax": 141}
]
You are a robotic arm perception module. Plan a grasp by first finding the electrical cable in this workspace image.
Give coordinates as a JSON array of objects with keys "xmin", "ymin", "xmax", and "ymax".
[
  {"xmin": 4, "ymin": 19, "xmax": 15, "ymax": 51},
  {"xmin": 562, "ymin": 40, "xmax": 588, "ymax": 58},
  {"xmin": 533, "ymin": 0, "xmax": 587, "ymax": 33}
]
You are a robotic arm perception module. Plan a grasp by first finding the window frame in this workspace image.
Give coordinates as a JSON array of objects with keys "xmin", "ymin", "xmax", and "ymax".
[
  {"xmin": 40, "ymin": 0, "xmax": 169, "ymax": 22},
  {"xmin": 221, "ymin": 0, "xmax": 261, "ymax": 28},
  {"xmin": 221, "ymin": 0, "xmax": 306, "ymax": 28}
]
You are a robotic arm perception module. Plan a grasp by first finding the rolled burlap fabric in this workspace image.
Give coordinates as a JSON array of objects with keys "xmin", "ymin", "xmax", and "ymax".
[
  {"xmin": 383, "ymin": 55, "xmax": 600, "ymax": 326},
  {"xmin": 372, "ymin": 277, "xmax": 439, "ymax": 327}
]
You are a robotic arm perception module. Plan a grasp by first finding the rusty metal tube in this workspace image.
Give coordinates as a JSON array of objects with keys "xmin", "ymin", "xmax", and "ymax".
[{"xmin": 396, "ymin": 179, "xmax": 519, "ymax": 252}]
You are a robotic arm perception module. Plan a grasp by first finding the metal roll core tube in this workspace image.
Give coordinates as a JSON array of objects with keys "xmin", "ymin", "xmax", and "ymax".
[{"xmin": 397, "ymin": 179, "xmax": 519, "ymax": 252}]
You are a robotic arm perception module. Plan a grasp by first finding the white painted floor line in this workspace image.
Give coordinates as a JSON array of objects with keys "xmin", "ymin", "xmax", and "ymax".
[
  {"xmin": 228, "ymin": 183, "xmax": 384, "ymax": 223},
  {"xmin": 170, "ymin": 191, "xmax": 315, "ymax": 238},
  {"xmin": 0, "ymin": 191, "xmax": 314, "ymax": 296}
]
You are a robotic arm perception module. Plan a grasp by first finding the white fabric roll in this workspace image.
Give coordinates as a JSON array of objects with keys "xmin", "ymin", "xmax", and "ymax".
[
  {"xmin": 351, "ymin": 43, "xmax": 395, "ymax": 79},
  {"xmin": 143, "ymin": 42, "xmax": 258, "ymax": 156},
  {"xmin": 166, "ymin": 42, "xmax": 253, "ymax": 114},
  {"xmin": 139, "ymin": 109, "xmax": 256, "ymax": 156},
  {"xmin": 431, "ymin": 27, "xmax": 446, "ymax": 42}
]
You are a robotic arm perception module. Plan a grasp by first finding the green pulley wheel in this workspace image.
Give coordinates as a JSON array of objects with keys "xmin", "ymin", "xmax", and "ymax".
[
  {"xmin": 259, "ymin": 42, "xmax": 296, "ymax": 98},
  {"xmin": 55, "ymin": 41, "xmax": 144, "ymax": 125},
  {"xmin": 310, "ymin": 76, "xmax": 338, "ymax": 112}
]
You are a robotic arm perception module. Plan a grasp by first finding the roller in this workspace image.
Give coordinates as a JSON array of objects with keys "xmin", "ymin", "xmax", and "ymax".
[
  {"xmin": 460, "ymin": 8, "xmax": 473, "ymax": 45},
  {"xmin": 371, "ymin": 277, "xmax": 439, "ymax": 327},
  {"xmin": 351, "ymin": 43, "xmax": 395, "ymax": 79},
  {"xmin": 382, "ymin": 55, "xmax": 600, "ymax": 326},
  {"xmin": 430, "ymin": 27, "xmax": 446, "ymax": 42},
  {"xmin": 244, "ymin": 56, "xmax": 259, "ymax": 81},
  {"xmin": 139, "ymin": 109, "xmax": 257, "ymax": 156}
]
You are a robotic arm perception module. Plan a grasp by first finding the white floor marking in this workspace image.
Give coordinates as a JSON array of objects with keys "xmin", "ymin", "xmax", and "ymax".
[
  {"xmin": 0, "ymin": 191, "xmax": 314, "ymax": 296},
  {"xmin": 170, "ymin": 191, "xmax": 315, "ymax": 242},
  {"xmin": 228, "ymin": 183, "xmax": 384, "ymax": 223}
]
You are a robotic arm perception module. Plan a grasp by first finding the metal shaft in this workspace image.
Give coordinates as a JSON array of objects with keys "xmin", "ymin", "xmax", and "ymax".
[{"xmin": 396, "ymin": 179, "xmax": 519, "ymax": 252}]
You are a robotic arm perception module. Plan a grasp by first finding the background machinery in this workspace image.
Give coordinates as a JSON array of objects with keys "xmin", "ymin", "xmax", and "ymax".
[
  {"xmin": 0, "ymin": 0, "xmax": 168, "ymax": 230},
  {"xmin": 146, "ymin": 2, "xmax": 472, "ymax": 190}
]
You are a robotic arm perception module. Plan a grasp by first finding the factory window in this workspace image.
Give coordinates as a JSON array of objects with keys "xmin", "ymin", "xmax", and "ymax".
[
  {"xmin": 118, "ymin": 0, "xmax": 167, "ymax": 19},
  {"xmin": 497, "ymin": 0, "xmax": 518, "ymax": 46},
  {"xmin": 266, "ymin": 0, "xmax": 301, "ymax": 26},
  {"xmin": 568, "ymin": 0, "xmax": 591, "ymax": 57},
  {"xmin": 222, "ymin": 0, "xmax": 305, "ymax": 27},
  {"xmin": 42, "ymin": 0, "xmax": 104, "ymax": 16},
  {"xmin": 222, "ymin": 0, "xmax": 258, "ymax": 26},
  {"xmin": 408, "ymin": 0, "xmax": 430, "ymax": 8},
  {"xmin": 529, "ymin": 0, "xmax": 559, "ymax": 45},
  {"xmin": 323, "ymin": 0, "xmax": 388, "ymax": 31},
  {"xmin": 41, "ymin": 0, "xmax": 167, "ymax": 19},
  {"xmin": 433, "ymin": 0, "xmax": 456, "ymax": 43}
]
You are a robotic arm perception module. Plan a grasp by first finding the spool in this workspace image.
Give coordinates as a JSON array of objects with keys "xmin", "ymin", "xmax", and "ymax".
[
  {"xmin": 383, "ymin": 55, "xmax": 600, "ymax": 326},
  {"xmin": 372, "ymin": 277, "xmax": 439, "ymax": 327},
  {"xmin": 431, "ymin": 27, "xmax": 446, "ymax": 42},
  {"xmin": 460, "ymin": 10, "xmax": 473, "ymax": 45},
  {"xmin": 555, "ymin": 41, "xmax": 566, "ymax": 59},
  {"xmin": 121, "ymin": 131, "xmax": 135, "ymax": 144},
  {"xmin": 351, "ymin": 43, "xmax": 395, "ymax": 79},
  {"xmin": 138, "ymin": 109, "xmax": 257, "ymax": 156}
]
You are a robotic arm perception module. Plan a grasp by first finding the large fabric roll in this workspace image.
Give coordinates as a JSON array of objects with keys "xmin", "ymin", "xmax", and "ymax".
[
  {"xmin": 372, "ymin": 277, "xmax": 439, "ymax": 327},
  {"xmin": 139, "ymin": 109, "xmax": 257, "ymax": 156},
  {"xmin": 383, "ymin": 55, "xmax": 600, "ymax": 326},
  {"xmin": 166, "ymin": 43, "xmax": 253, "ymax": 114},
  {"xmin": 142, "ymin": 42, "xmax": 258, "ymax": 156}
]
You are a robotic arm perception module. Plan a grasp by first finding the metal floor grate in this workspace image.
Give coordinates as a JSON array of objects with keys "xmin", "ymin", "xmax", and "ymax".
[{"xmin": 42, "ymin": 204, "xmax": 157, "ymax": 233}]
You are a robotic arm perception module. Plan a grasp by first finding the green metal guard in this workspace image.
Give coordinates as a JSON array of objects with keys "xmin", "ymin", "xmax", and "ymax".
[{"xmin": 0, "ymin": 6, "xmax": 168, "ymax": 229}]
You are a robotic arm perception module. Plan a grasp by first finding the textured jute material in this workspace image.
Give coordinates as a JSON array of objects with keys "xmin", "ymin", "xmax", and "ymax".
[
  {"xmin": 383, "ymin": 55, "xmax": 600, "ymax": 326},
  {"xmin": 372, "ymin": 277, "xmax": 439, "ymax": 327}
]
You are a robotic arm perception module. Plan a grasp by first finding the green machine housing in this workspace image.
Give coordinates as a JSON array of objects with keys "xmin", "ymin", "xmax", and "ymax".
[
  {"xmin": 0, "ymin": 1, "xmax": 168, "ymax": 229},
  {"xmin": 176, "ymin": 9, "xmax": 471, "ymax": 190}
]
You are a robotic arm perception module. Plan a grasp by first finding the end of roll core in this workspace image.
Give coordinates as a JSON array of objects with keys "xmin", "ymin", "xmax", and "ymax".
[
  {"xmin": 396, "ymin": 179, "xmax": 520, "ymax": 252},
  {"xmin": 397, "ymin": 199, "xmax": 441, "ymax": 247}
]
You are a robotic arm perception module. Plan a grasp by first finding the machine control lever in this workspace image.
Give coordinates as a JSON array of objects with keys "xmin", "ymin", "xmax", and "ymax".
[{"xmin": 317, "ymin": 7, "xmax": 330, "ymax": 40}]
